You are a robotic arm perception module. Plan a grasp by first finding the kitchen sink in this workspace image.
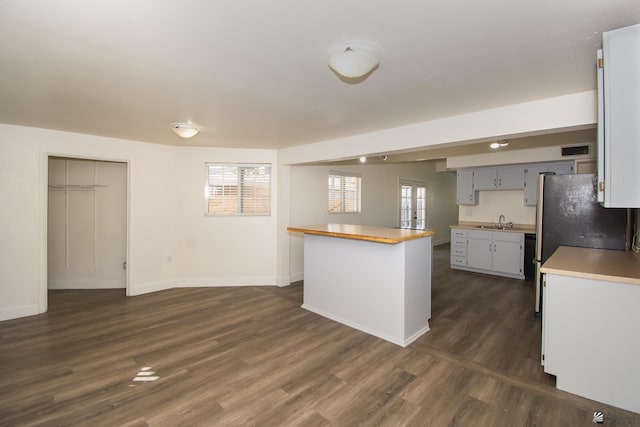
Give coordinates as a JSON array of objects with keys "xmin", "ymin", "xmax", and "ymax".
[{"xmin": 475, "ymin": 224, "xmax": 518, "ymax": 230}]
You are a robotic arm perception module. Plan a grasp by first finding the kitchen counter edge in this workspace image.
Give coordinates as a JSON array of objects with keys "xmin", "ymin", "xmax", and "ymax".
[
  {"xmin": 540, "ymin": 246, "xmax": 640, "ymax": 286},
  {"xmin": 451, "ymin": 222, "xmax": 536, "ymax": 234},
  {"xmin": 287, "ymin": 224, "xmax": 435, "ymax": 244}
]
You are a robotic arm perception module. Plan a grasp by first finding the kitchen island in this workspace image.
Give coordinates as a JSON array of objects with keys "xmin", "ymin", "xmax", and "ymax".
[
  {"xmin": 287, "ymin": 224, "xmax": 435, "ymax": 347},
  {"xmin": 541, "ymin": 246, "xmax": 640, "ymax": 414}
]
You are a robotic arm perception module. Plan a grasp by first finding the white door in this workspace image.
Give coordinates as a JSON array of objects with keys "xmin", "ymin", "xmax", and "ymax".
[
  {"xmin": 399, "ymin": 180, "xmax": 427, "ymax": 229},
  {"xmin": 48, "ymin": 158, "xmax": 127, "ymax": 289}
]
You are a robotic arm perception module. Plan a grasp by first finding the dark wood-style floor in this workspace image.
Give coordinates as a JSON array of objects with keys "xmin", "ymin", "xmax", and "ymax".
[{"xmin": 1, "ymin": 245, "xmax": 639, "ymax": 426}]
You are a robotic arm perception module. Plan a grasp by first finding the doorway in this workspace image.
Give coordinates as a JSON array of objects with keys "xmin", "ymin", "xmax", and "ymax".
[
  {"xmin": 47, "ymin": 157, "xmax": 127, "ymax": 290},
  {"xmin": 399, "ymin": 179, "xmax": 428, "ymax": 229}
]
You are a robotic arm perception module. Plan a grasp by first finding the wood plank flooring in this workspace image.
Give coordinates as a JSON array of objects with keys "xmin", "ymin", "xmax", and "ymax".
[{"xmin": 1, "ymin": 244, "xmax": 639, "ymax": 426}]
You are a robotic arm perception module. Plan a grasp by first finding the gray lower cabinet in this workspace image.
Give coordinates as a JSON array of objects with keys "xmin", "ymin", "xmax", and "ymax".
[{"xmin": 450, "ymin": 228, "xmax": 524, "ymax": 279}]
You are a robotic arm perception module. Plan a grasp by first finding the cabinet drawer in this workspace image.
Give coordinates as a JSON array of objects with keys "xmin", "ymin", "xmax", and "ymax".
[
  {"xmin": 451, "ymin": 256, "xmax": 467, "ymax": 266},
  {"xmin": 451, "ymin": 229, "xmax": 467, "ymax": 238},
  {"xmin": 493, "ymin": 231, "xmax": 523, "ymax": 243},
  {"xmin": 452, "ymin": 237, "xmax": 466, "ymax": 246},
  {"xmin": 451, "ymin": 246, "xmax": 467, "ymax": 257},
  {"xmin": 467, "ymin": 229, "xmax": 492, "ymax": 239}
]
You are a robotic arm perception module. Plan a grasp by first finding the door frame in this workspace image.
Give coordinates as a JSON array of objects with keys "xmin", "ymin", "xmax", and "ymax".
[{"xmin": 39, "ymin": 152, "xmax": 131, "ymax": 313}]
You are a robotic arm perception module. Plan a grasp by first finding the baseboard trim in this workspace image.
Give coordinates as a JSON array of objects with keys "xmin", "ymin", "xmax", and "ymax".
[
  {"xmin": 129, "ymin": 276, "xmax": 280, "ymax": 296},
  {"xmin": 0, "ymin": 304, "xmax": 41, "ymax": 322},
  {"xmin": 48, "ymin": 279, "xmax": 125, "ymax": 289},
  {"xmin": 301, "ymin": 303, "xmax": 428, "ymax": 348}
]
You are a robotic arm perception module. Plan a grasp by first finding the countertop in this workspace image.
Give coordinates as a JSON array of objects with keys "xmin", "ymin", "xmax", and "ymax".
[
  {"xmin": 287, "ymin": 224, "xmax": 435, "ymax": 244},
  {"xmin": 540, "ymin": 246, "xmax": 640, "ymax": 285},
  {"xmin": 451, "ymin": 221, "xmax": 536, "ymax": 234}
]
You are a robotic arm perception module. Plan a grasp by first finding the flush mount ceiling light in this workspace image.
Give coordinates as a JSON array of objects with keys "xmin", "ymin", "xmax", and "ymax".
[
  {"xmin": 490, "ymin": 140, "xmax": 509, "ymax": 149},
  {"xmin": 171, "ymin": 122, "xmax": 199, "ymax": 138},
  {"xmin": 359, "ymin": 156, "xmax": 367, "ymax": 163},
  {"xmin": 328, "ymin": 41, "xmax": 380, "ymax": 80}
]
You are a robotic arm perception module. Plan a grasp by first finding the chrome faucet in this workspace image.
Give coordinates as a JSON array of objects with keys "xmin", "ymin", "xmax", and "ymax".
[{"xmin": 498, "ymin": 214, "xmax": 505, "ymax": 227}]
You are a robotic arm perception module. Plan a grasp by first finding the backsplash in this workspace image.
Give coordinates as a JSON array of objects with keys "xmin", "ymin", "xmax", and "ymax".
[{"xmin": 458, "ymin": 190, "xmax": 536, "ymax": 225}]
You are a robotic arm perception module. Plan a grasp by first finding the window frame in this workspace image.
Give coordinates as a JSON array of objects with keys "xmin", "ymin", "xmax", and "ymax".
[
  {"xmin": 328, "ymin": 171, "xmax": 362, "ymax": 214},
  {"xmin": 205, "ymin": 163, "xmax": 272, "ymax": 217}
]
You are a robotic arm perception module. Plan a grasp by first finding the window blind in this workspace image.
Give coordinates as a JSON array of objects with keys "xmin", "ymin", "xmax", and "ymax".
[
  {"xmin": 206, "ymin": 163, "xmax": 271, "ymax": 216},
  {"xmin": 328, "ymin": 172, "xmax": 361, "ymax": 214}
]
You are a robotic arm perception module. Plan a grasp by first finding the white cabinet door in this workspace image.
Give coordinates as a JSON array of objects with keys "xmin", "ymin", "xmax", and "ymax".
[
  {"xmin": 492, "ymin": 240, "xmax": 523, "ymax": 276},
  {"xmin": 467, "ymin": 236, "xmax": 492, "ymax": 270},
  {"xmin": 600, "ymin": 24, "xmax": 640, "ymax": 207},
  {"xmin": 497, "ymin": 166, "xmax": 525, "ymax": 190},
  {"xmin": 456, "ymin": 170, "xmax": 475, "ymax": 205},
  {"xmin": 473, "ymin": 168, "xmax": 498, "ymax": 190}
]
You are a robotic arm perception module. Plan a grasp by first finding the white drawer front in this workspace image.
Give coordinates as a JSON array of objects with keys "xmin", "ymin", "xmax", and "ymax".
[
  {"xmin": 451, "ymin": 256, "xmax": 467, "ymax": 266},
  {"xmin": 452, "ymin": 237, "xmax": 466, "ymax": 246},
  {"xmin": 451, "ymin": 246, "xmax": 467, "ymax": 257},
  {"xmin": 451, "ymin": 229, "xmax": 467, "ymax": 238}
]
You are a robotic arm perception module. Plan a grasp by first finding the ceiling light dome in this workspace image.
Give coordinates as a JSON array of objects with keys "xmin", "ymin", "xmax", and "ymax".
[
  {"xmin": 171, "ymin": 122, "xmax": 199, "ymax": 138},
  {"xmin": 328, "ymin": 41, "xmax": 380, "ymax": 79}
]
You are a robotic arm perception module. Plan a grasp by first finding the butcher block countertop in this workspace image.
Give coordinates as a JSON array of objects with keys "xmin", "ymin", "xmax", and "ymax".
[
  {"xmin": 451, "ymin": 221, "xmax": 536, "ymax": 234},
  {"xmin": 287, "ymin": 224, "xmax": 435, "ymax": 244},
  {"xmin": 541, "ymin": 246, "xmax": 640, "ymax": 285}
]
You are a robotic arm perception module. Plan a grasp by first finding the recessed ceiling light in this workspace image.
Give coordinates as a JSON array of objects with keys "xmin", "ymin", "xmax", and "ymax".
[
  {"xmin": 359, "ymin": 156, "xmax": 367, "ymax": 163},
  {"xmin": 490, "ymin": 140, "xmax": 509, "ymax": 149},
  {"xmin": 171, "ymin": 123, "xmax": 199, "ymax": 138}
]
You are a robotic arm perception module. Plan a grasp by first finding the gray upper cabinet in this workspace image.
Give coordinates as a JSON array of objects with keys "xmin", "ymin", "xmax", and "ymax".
[
  {"xmin": 457, "ymin": 161, "xmax": 575, "ymax": 206},
  {"xmin": 473, "ymin": 168, "xmax": 498, "ymax": 190},
  {"xmin": 456, "ymin": 169, "xmax": 475, "ymax": 205},
  {"xmin": 472, "ymin": 166, "xmax": 524, "ymax": 191},
  {"xmin": 598, "ymin": 23, "xmax": 640, "ymax": 208},
  {"xmin": 497, "ymin": 166, "xmax": 525, "ymax": 190},
  {"xmin": 547, "ymin": 161, "xmax": 574, "ymax": 175},
  {"xmin": 523, "ymin": 161, "xmax": 574, "ymax": 206},
  {"xmin": 523, "ymin": 165, "xmax": 548, "ymax": 206}
]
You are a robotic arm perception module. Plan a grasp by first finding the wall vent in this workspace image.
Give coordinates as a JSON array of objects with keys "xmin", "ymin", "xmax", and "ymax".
[{"xmin": 561, "ymin": 145, "xmax": 589, "ymax": 156}]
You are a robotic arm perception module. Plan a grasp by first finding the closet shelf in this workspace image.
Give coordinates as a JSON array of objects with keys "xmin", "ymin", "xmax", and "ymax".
[{"xmin": 48, "ymin": 184, "xmax": 108, "ymax": 191}]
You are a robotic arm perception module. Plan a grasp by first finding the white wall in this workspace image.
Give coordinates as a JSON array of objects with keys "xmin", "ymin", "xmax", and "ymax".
[
  {"xmin": 0, "ymin": 124, "xmax": 280, "ymax": 321},
  {"xmin": 279, "ymin": 91, "xmax": 597, "ymax": 165},
  {"xmin": 458, "ymin": 190, "xmax": 537, "ymax": 225},
  {"xmin": 288, "ymin": 162, "xmax": 457, "ymax": 281},
  {"xmin": 170, "ymin": 147, "xmax": 278, "ymax": 287}
]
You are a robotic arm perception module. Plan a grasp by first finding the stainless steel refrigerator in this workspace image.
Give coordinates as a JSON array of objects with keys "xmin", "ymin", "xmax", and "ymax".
[{"xmin": 534, "ymin": 173, "xmax": 631, "ymax": 314}]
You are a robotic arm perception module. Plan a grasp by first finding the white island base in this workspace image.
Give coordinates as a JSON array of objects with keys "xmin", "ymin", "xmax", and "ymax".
[{"xmin": 300, "ymin": 229, "xmax": 432, "ymax": 347}]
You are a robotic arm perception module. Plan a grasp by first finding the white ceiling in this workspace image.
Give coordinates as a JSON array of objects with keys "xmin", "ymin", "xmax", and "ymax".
[{"xmin": 1, "ymin": 1, "xmax": 639, "ymax": 150}]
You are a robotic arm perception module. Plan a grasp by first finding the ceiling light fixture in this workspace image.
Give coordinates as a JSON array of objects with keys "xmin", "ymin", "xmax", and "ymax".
[
  {"xmin": 490, "ymin": 140, "xmax": 509, "ymax": 149},
  {"xmin": 171, "ymin": 122, "xmax": 199, "ymax": 138},
  {"xmin": 359, "ymin": 156, "xmax": 367, "ymax": 163},
  {"xmin": 328, "ymin": 41, "xmax": 380, "ymax": 80}
]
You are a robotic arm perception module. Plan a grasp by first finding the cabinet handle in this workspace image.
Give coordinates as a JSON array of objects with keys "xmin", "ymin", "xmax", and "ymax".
[
  {"xmin": 494, "ymin": 178, "xmax": 497, "ymax": 186},
  {"xmin": 499, "ymin": 178, "xmax": 502, "ymax": 186},
  {"xmin": 489, "ymin": 243, "xmax": 492, "ymax": 252}
]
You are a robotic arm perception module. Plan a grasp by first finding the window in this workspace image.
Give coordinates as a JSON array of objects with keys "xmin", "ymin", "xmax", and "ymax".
[
  {"xmin": 328, "ymin": 172, "xmax": 361, "ymax": 214},
  {"xmin": 206, "ymin": 163, "xmax": 271, "ymax": 216},
  {"xmin": 399, "ymin": 180, "xmax": 427, "ymax": 229}
]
